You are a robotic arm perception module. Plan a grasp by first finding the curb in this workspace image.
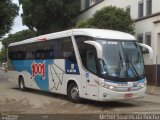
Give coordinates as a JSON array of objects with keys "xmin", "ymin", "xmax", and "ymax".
[{"xmin": 146, "ymin": 85, "xmax": 160, "ymax": 96}]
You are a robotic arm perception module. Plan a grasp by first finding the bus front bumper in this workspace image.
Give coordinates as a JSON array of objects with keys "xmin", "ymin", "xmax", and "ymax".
[{"xmin": 98, "ymin": 86, "xmax": 146, "ymax": 101}]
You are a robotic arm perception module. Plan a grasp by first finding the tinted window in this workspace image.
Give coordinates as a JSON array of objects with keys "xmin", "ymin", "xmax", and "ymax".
[
  {"xmin": 26, "ymin": 43, "xmax": 35, "ymax": 60},
  {"xmin": 75, "ymin": 36, "xmax": 97, "ymax": 74},
  {"xmin": 8, "ymin": 37, "xmax": 76, "ymax": 61},
  {"xmin": 60, "ymin": 37, "xmax": 77, "ymax": 64},
  {"xmin": 86, "ymin": 46, "xmax": 97, "ymax": 74},
  {"xmin": 34, "ymin": 41, "xmax": 55, "ymax": 60},
  {"xmin": 8, "ymin": 45, "xmax": 26, "ymax": 60}
]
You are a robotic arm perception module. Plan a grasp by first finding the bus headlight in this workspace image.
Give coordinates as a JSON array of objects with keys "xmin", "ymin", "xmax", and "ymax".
[
  {"xmin": 140, "ymin": 83, "xmax": 146, "ymax": 88},
  {"xmin": 142, "ymin": 80, "xmax": 147, "ymax": 88},
  {"xmin": 108, "ymin": 85, "xmax": 114, "ymax": 90},
  {"xmin": 97, "ymin": 81, "xmax": 115, "ymax": 90},
  {"xmin": 141, "ymin": 84, "xmax": 145, "ymax": 88},
  {"xmin": 139, "ymin": 82, "xmax": 146, "ymax": 88}
]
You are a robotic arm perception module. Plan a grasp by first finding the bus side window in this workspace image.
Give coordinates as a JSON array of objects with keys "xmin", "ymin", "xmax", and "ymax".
[
  {"xmin": 48, "ymin": 49, "xmax": 54, "ymax": 59},
  {"xmin": 75, "ymin": 36, "xmax": 98, "ymax": 75},
  {"xmin": 86, "ymin": 46, "xmax": 97, "ymax": 74},
  {"xmin": 62, "ymin": 37, "xmax": 77, "ymax": 64}
]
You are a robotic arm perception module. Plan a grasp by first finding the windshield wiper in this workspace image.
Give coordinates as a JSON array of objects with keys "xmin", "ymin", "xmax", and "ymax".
[
  {"xmin": 125, "ymin": 54, "xmax": 140, "ymax": 79},
  {"xmin": 118, "ymin": 52, "xmax": 124, "ymax": 68},
  {"xmin": 100, "ymin": 59, "xmax": 109, "ymax": 76}
]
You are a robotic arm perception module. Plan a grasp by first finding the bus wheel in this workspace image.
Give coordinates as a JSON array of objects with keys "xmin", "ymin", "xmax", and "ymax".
[
  {"xmin": 19, "ymin": 77, "xmax": 26, "ymax": 91},
  {"xmin": 68, "ymin": 83, "xmax": 81, "ymax": 103}
]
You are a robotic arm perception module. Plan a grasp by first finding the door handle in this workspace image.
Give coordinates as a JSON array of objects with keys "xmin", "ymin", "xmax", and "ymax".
[{"xmin": 87, "ymin": 79, "xmax": 90, "ymax": 83}]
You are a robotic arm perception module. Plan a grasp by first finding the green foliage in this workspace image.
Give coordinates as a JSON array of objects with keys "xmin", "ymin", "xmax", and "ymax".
[
  {"xmin": 75, "ymin": 19, "xmax": 94, "ymax": 28},
  {"xmin": 0, "ymin": 48, "xmax": 7, "ymax": 62},
  {"xmin": 2, "ymin": 30, "xmax": 37, "ymax": 48},
  {"xmin": 76, "ymin": 6, "xmax": 134, "ymax": 34},
  {"xmin": 19, "ymin": 0, "xmax": 80, "ymax": 35},
  {"xmin": 0, "ymin": 0, "xmax": 19, "ymax": 38}
]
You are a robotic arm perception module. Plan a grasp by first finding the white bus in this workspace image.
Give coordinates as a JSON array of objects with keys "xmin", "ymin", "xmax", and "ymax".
[{"xmin": 7, "ymin": 29, "xmax": 153, "ymax": 102}]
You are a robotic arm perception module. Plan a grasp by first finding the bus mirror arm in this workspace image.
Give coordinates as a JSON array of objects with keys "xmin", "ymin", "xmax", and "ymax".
[
  {"xmin": 84, "ymin": 41, "xmax": 103, "ymax": 58},
  {"xmin": 138, "ymin": 43, "xmax": 154, "ymax": 59}
]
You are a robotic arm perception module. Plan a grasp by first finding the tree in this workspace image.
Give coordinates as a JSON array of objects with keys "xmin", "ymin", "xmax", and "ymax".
[
  {"xmin": 0, "ymin": 30, "xmax": 37, "ymax": 62},
  {"xmin": 19, "ymin": 0, "xmax": 80, "ymax": 35},
  {"xmin": 76, "ymin": 6, "xmax": 134, "ymax": 34},
  {"xmin": 2, "ymin": 30, "xmax": 37, "ymax": 48},
  {"xmin": 0, "ymin": 47, "xmax": 7, "ymax": 62},
  {"xmin": 75, "ymin": 18, "xmax": 94, "ymax": 28},
  {"xmin": 0, "ymin": 0, "xmax": 19, "ymax": 38}
]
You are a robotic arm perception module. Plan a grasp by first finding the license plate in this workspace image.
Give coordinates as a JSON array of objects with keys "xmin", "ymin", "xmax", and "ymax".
[
  {"xmin": 118, "ymin": 83, "xmax": 128, "ymax": 87},
  {"xmin": 124, "ymin": 94, "xmax": 133, "ymax": 98}
]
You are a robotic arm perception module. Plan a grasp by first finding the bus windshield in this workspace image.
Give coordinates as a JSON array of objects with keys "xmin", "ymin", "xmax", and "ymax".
[{"xmin": 97, "ymin": 40, "xmax": 145, "ymax": 81}]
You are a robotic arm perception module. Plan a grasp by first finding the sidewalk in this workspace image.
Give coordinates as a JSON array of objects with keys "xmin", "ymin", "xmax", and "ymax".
[{"xmin": 146, "ymin": 85, "xmax": 160, "ymax": 96}]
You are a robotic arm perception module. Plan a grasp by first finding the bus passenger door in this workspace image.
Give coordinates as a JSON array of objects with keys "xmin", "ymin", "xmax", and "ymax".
[{"xmin": 82, "ymin": 46, "xmax": 99, "ymax": 100}]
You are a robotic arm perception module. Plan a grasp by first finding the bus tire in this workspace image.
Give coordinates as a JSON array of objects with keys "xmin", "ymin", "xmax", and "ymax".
[
  {"xmin": 19, "ymin": 77, "xmax": 26, "ymax": 91},
  {"xmin": 68, "ymin": 83, "xmax": 81, "ymax": 103}
]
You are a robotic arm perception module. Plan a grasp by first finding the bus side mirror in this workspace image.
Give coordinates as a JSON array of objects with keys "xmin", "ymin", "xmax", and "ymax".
[
  {"xmin": 84, "ymin": 41, "xmax": 103, "ymax": 58},
  {"xmin": 138, "ymin": 43, "xmax": 154, "ymax": 59}
]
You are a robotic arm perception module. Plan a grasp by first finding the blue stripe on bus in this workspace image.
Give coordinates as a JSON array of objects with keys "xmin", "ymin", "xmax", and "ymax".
[
  {"xmin": 11, "ymin": 59, "xmax": 80, "ymax": 91},
  {"xmin": 12, "ymin": 60, "xmax": 53, "ymax": 91}
]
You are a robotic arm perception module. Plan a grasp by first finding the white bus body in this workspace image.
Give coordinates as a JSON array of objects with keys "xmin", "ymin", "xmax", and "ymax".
[{"xmin": 7, "ymin": 29, "xmax": 151, "ymax": 102}]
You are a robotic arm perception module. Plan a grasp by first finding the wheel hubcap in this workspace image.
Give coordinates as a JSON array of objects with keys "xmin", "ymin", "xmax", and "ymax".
[{"xmin": 71, "ymin": 87, "xmax": 79, "ymax": 99}]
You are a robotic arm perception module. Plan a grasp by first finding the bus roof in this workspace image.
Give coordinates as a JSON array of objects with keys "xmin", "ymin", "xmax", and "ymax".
[{"xmin": 9, "ymin": 29, "xmax": 136, "ymax": 47}]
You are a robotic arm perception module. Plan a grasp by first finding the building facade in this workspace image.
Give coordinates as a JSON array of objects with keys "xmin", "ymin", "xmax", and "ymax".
[
  {"xmin": 77, "ymin": 0, "xmax": 160, "ymax": 85},
  {"xmin": 80, "ymin": 0, "xmax": 104, "ymax": 11}
]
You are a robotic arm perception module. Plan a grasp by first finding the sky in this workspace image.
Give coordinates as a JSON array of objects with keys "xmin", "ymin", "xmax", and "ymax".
[{"xmin": 0, "ymin": 0, "xmax": 28, "ymax": 50}]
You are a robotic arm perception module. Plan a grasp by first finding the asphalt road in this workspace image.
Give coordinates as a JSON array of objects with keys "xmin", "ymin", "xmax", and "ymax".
[{"xmin": 0, "ymin": 69, "xmax": 160, "ymax": 117}]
